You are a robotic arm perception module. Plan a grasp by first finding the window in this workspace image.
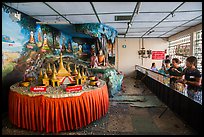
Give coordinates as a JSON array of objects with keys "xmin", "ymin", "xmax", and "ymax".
[
  {"xmin": 193, "ymin": 30, "xmax": 202, "ymax": 74},
  {"xmin": 168, "ymin": 30, "xmax": 202, "ymax": 74},
  {"xmin": 168, "ymin": 35, "xmax": 190, "ymax": 68}
]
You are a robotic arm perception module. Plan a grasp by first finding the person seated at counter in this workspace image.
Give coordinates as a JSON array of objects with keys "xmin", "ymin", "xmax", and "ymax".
[
  {"xmin": 176, "ymin": 56, "xmax": 202, "ymax": 99},
  {"xmin": 151, "ymin": 63, "xmax": 158, "ymax": 72},
  {"xmin": 158, "ymin": 59, "xmax": 171, "ymax": 75},
  {"xmin": 165, "ymin": 58, "xmax": 183, "ymax": 86}
]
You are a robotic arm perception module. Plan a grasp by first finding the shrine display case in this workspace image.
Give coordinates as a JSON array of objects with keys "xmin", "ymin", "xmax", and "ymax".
[
  {"xmin": 168, "ymin": 35, "xmax": 191, "ymax": 68},
  {"xmin": 193, "ymin": 30, "xmax": 202, "ymax": 74},
  {"xmin": 135, "ymin": 65, "xmax": 202, "ymax": 134}
]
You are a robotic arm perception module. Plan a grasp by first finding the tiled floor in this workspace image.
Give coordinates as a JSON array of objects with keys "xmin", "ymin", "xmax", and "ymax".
[{"xmin": 1, "ymin": 77, "xmax": 197, "ymax": 135}]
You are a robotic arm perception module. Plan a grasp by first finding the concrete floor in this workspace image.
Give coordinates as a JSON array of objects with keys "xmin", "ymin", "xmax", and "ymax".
[{"xmin": 2, "ymin": 77, "xmax": 197, "ymax": 135}]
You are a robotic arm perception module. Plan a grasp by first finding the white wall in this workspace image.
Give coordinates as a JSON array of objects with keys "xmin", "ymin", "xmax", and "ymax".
[{"xmin": 116, "ymin": 38, "xmax": 169, "ymax": 77}]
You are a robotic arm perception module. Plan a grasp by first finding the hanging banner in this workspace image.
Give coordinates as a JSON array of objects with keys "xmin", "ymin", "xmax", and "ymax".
[{"xmin": 152, "ymin": 51, "xmax": 165, "ymax": 60}]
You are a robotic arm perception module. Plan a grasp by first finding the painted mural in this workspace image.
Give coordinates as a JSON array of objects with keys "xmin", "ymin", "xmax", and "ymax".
[
  {"xmin": 2, "ymin": 7, "xmax": 26, "ymax": 79},
  {"xmin": 2, "ymin": 4, "xmax": 118, "ymax": 82},
  {"xmin": 2, "ymin": 6, "xmax": 67, "ymax": 81},
  {"xmin": 2, "ymin": 5, "xmax": 120, "ymax": 103}
]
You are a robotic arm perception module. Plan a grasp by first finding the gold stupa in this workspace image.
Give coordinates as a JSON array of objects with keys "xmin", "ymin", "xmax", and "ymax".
[
  {"xmin": 75, "ymin": 68, "xmax": 82, "ymax": 85},
  {"xmin": 39, "ymin": 68, "xmax": 43, "ymax": 78},
  {"xmin": 81, "ymin": 68, "xmax": 87, "ymax": 83},
  {"xmin": 72, "ymin": 64, "xmax": 78, "ymax": 75},
  {"xmin": 50, "ymin": 70, "xmax": 60, "ymax": 87},
  {"xmin": 42, "ymin": 71, "xmax": 50, "ymax": 86},
  {"xmin": 66, "ymin": 63, "xmax": 72, "ymax": 74},
  {"xmin": 53, "ymin": 64, "xmax": 57, "ymax": 74},
  {"xmin": 38, "ymin": 68, "xmax": 43, "ymax": 82},
  {"xmin": 47, "ymin": 63, "xmax": 52, "ymax": 76},
  {"xmin": 57, "ymin": 53, "xmax": 70, "ymax": 77}
]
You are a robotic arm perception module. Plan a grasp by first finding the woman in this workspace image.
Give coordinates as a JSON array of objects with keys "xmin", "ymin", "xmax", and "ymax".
[
  {"xmin": 166, "ymin": 58, "xmax": 183, "ymax": 86},
  {"xmin": 177, "ymin": 56, "xmax": 202, "ymax": 99},
  {"xmin": 151, "ymin": 63, "xmax": 158, "ymax": 72}
]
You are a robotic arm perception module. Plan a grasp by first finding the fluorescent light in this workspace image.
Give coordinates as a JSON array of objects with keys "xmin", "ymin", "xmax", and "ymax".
[{"xmin": 36, "ymin": 21, "xmax": 70, "ymax": 25}]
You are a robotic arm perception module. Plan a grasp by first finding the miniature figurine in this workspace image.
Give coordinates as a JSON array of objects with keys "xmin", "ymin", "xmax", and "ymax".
[
  {"xmin": 98, "ymin": 49, "xmax": 105, "ymax": 64},
  {"xmin": 41, "ymin": 33, "xmax": 50, "ymax": 52},
  {"xmin": 78, "ymin": 45, "xmax": 83, "ymax": 54},
  {"xmin": 90, "ymin": 53, "xmax": 98, "ymax": 68},
  {"xmin": 67, "ymin": 43, "xmax": 72, "ymax": 53},
  {"xmin": 38, "ymin": 30, "xmax": 42, "ymax": 42},
  {"xmin": 29, "ymin": 31, "xmax": 35, "ymax": 44},
  {"xmin": 90, "ymin": 44, "xmax": 95, "ymax": 55}
]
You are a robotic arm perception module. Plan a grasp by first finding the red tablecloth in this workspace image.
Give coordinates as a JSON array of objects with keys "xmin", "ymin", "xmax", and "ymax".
[{"xmin": 8, "ymin": 84, "xmax": 109, "ymax": 133}]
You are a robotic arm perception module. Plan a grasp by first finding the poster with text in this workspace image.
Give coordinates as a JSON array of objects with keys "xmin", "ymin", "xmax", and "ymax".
[{"xmin": 152, "ymin": 51, "xmax": 165, "ymax": 60}]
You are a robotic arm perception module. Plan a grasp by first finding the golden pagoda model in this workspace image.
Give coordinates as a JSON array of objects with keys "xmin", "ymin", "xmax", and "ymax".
[
  {"xmin": 75, "ymin": 68, "xmax": 82, "ymax": 85},
  {"xmin": 57, "ymin": 53, "xmax": 70, "ymax": 77},
  {"xmin": 66, "ymin": 63, "xmax": 72, "ymax": 74},
  {"xmin": 42, "ymin": 71, "xmax": 50, "ymax": 86},
  {"xmin": 53, "ymin": 64, "xmax": 57, "ymax": 75},
  {"xmin": 50, "ymin": 71, "xmax": 60, "ymax": 87},
  {"xmin": 46, "ymin": 63, "xmax": 52, "ymax": 76},
  {"xmin": 38, "ymin": 52, "xmax": 90, "ymax": 87},
  {"xmin": 38, "ymin": 68, "xmax": 43, "ymax": 82},
  {"xmin": 72, "ymin": 64, "xmax": 78, "ymax": 75},
  {"xmin": 81, "ymin": 68, "xmax": 87, "ymax": 84}
]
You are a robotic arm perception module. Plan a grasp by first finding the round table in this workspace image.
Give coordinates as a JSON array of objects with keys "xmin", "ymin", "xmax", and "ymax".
[{"xmin": 8, "ymin": 81, "xmax": 109, "ymax": 133}]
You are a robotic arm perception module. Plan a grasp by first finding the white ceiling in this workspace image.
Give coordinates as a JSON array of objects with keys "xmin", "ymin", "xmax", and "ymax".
[{"xmin": 4, "ymin": 2, "xmax": 202, "ymax": 38}]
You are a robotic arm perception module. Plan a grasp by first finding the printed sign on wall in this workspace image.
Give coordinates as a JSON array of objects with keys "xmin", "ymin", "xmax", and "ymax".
[{"xmin": 152, "ymin": 51, "xmax": 165, "ymax": 60}]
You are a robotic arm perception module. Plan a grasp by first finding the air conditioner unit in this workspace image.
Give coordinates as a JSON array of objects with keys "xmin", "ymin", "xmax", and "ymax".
[{"xmin": 9, "ymin": 12, "xmax": 21, "ymax": 22}]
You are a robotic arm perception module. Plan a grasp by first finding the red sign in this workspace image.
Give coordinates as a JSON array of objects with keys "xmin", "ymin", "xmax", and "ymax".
[
  {"xmin": 30, "ymin": 86, "xmax": 46, "ymax": 92},
  {"xmin": 152, "ymin": 51, "xmax": 165, "ymax": 60},
  {"xmin": 66, "ymin": 85, "xmax": 82, "ymax": 92}
]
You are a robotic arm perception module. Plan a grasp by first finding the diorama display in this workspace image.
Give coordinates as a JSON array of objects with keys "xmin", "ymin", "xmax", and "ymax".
[
  {"xmin": 15, "ymin": 52, "xmax": 104, "ymax": 94},
  {"xmin": 2, "ymin": 5, "xmax": 123, "ymax": 98},
  {"xmin": 2, "ymin": 4, "xmax": 123, "ymax": 133}
]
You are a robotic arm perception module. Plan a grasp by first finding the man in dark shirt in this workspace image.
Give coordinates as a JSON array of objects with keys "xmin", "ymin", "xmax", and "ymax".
[
  {"xmin": 177, "ymin": 56, "xmax": 202, "ymax": 99},
  {"xmin": 183, "ymin": 68, "xmax": 201, "ymax": 91}
]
